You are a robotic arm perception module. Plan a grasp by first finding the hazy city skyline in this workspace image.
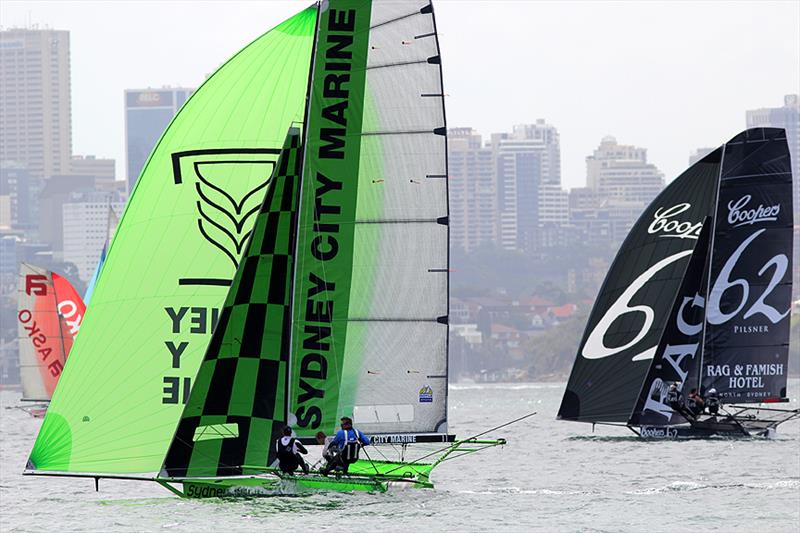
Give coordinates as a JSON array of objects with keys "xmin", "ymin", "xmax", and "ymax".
[{"xmin": 1, "ymin": 1, "xmax": 797, "ymax": 189}]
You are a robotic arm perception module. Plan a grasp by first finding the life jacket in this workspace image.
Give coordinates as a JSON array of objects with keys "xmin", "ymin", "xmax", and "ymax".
[
  {"xmin": 667, "ymin": 388, "xmax": 680, "ymax": 404},
  {"xmin": 706, "ymin": 396, "xmax": 720, "ymax": 408},
  {"xmin": 276, "ymin": 437, "xmax": 297, "ymax": 463},
  {"xmin": 340, "ymin": 429, "xmax": 361, "ymax": 465}
]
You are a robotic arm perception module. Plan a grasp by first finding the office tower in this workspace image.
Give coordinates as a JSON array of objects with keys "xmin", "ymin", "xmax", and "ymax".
[
  {"xmin": 448, "ymin": 128, "xmax": 496, "ymax": 253},
  {"xmin": 0, "ymin": 28, "xmax": 72, "ymax": 179},
  {"xmin": 0, "ymin": 164, "xmax": 34, "ymax": 230},
  {"xmin": 125, "ymin": 87, "xmax": 193, "ymax": 190}
]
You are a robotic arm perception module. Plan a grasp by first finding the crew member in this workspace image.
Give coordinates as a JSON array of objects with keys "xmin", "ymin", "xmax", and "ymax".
[
  {"xmin": 320, "ymin": 416, "xmax": 371, "ymax": 475},
  {"xmin": 705, "ymin": 388, "xmax": 720, "ymax": 416},
  {"xmin": 276, "ymin": 426, "xmax": 309, "ymax": 474},
  {"xmin": 315, "ymin": 430, "xmax": 335, "ymax": 470},
  {"xmin": 667, "ymin": 382, "xmax": 683, "ymax": 410},
  {"xmin": 687, "ymin": 388, "xmax": 705, "ymax": 416}
]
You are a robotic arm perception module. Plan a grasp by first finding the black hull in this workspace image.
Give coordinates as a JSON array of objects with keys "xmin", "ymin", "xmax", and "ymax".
[{"xmin": 637, "ymin": 406, "xmax": 799, "ymax": 439}]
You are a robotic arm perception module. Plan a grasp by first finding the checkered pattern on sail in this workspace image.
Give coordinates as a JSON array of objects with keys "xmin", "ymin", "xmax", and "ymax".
[{"xmin": 160, "ymin": 130, "xmax": 302, "ymax": 478}]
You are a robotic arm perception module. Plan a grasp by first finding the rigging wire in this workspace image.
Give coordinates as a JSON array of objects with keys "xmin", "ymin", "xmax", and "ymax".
[{"xmin": 380, "ymin": 411, "xmax": 537, "ymax": 476}]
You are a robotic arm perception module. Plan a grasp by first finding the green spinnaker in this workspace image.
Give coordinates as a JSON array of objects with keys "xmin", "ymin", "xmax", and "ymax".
[
  {"xmin": 160, "ymin": 129, "xmax": 304, "ymax": 478},
  {"xmin": 29, "ymin": 7, "xmax": 317, "ymax": 474}
]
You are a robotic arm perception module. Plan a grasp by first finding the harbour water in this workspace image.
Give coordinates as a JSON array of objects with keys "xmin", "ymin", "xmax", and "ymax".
[{"xmin": 1, "ymin": 382, "xmax": 798, "ymax": 532}]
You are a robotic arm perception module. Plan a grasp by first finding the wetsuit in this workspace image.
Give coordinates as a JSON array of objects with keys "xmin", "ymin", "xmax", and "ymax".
[{"xmin": 276, "ymin": 436, "xmax": 309, "ymax": 474}]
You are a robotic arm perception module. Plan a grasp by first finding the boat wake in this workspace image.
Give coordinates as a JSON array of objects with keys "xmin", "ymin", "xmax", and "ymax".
[{"xmin": 625, "ymin": 479, "xmax": 800, "ymax": 495}]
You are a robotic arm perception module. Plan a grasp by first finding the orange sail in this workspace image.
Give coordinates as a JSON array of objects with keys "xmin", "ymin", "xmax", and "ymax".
[{"xmin": 17, "ymin": 264, "xmax": 86, "ymax": 401}]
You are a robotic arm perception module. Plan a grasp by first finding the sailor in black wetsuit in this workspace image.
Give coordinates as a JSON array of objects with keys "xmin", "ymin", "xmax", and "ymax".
[{"xmin": 276, "ymin": 426, "xmax": 309, "ymax": 474}]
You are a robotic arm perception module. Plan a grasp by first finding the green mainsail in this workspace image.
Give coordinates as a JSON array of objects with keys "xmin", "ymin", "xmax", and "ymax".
[{"xmin": 28, "ymin": 8, "xmax": 317, "ymax": 474}]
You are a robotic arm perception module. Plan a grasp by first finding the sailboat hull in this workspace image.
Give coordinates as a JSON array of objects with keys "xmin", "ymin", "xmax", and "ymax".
[
  {"xmin": 161, "ymin": 459, "xmax": 436, "ymax": 498},
  {"xmin": 637, "ymin": 406, "xmax": 799, "ymax": 439}
]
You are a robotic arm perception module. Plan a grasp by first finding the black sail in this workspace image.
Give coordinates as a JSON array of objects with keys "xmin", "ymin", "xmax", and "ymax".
[
  {"xmin": 628, "ymin": 220, "xmax": 711, "ymax": 427},
  {"xmin": 701, "ymin": 128, "xmax": 794, "ymax": 403},
  {"xmin": 558, "ymin": 149, "xmax": 721, "ymax": 423}
]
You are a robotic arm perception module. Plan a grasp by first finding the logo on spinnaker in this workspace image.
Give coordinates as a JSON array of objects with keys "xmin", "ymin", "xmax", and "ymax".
[
  {"xmin": 647, "ymin": 203, "xmax": 703, "ymax": 240},
  {"xmin": 25, "ymin": 274, "xmax": 48, "ymax": 296},
  {"xmin": 419, "ymin": 385, "xmax": 433, "ymax": 403},
  {"xmin": 171, "ymin": 148, "xmax": 281, "ymax": 287}
]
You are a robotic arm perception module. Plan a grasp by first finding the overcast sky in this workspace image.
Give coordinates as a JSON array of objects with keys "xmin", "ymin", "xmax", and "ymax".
[{"xmin": 2, "ymin": 0, "xmax": 798, "ymax": 189}]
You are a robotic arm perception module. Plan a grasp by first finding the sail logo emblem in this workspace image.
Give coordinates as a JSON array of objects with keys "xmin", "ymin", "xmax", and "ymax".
[
  {"xmin": 25, "ymin": 274, "xmax": 48, "ymax": 296},
  {"xmin": 171, "ymin": 148, "xmax": 281, "ymax": 287},
  {"xmin": 647, "ymin": 203, "xmax": 703, "ymax": 240},
  {"xmin": 727, "ymin": 194, "xmax": 780, "ymax": 227},
  {"xmin": 419, "ymin": 385, "xmax": 433, "ymax": 403}
]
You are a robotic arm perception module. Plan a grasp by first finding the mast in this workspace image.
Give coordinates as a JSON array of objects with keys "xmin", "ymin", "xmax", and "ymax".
[
  {"xmin": 285, "ymin": 1, "xmax": 322, "ymax": 425},
  {"xmin": 695, "ymin": 144, "xmax": 725, "ymax": 393},
  {"xmin": 429, "ymin": 0, "xmax": 451, "ymax": 431}
]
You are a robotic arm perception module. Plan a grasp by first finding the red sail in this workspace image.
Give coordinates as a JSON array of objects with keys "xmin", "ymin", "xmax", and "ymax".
[{"xmin": 17, "ymin": 265, "xmax": 86, "ymax": 400}]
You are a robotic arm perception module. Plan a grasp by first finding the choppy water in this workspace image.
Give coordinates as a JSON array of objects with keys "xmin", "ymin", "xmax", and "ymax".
[{"xmin": 1, "ymin": 383, "xmax": 799, "ymax": 532}]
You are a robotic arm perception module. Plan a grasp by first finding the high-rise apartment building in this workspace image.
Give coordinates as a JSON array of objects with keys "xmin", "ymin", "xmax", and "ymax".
[
  {"xmin": 448, "ymin": 128, "xmax": 496, "ymax": 253},
  {"xmin": 570, "ymin": 136, "xmax": 664, "ymax": 246},
  {"xmin": 125, "ymin": 87, "xmax": 193, "ymax": 190},
  {"xmin": 586, "ymin": 136, "xmax": 664, "ymax": 205},
  {"xmin": 62, "ymin": 191, "xmax": 124, "ymax": 281},
  {"xmin": 0, "ymin": 28, "xmax": 72, "ymax": 179},
  {"xmin": 492, "ymin": 120, "xmax": 563, "ymax": 252}
]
